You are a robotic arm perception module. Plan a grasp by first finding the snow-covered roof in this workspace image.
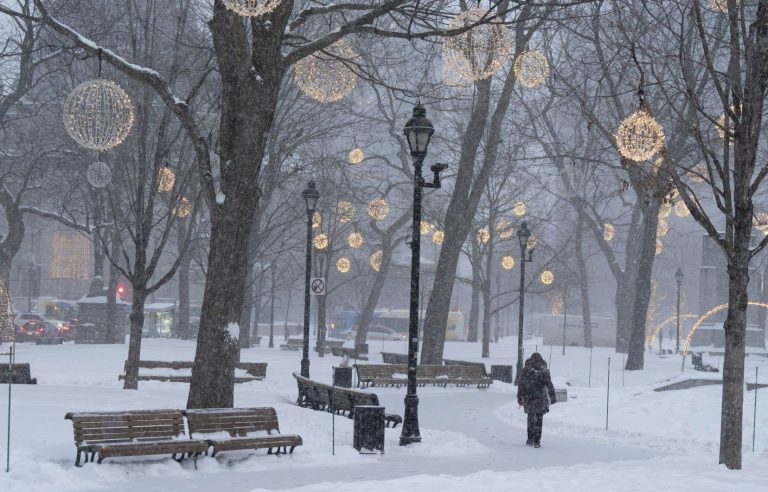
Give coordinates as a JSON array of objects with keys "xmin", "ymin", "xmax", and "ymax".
[
  {"xmin": 77, "ymin": 296, "xmax": 129, "ymax": 305},
  {"xmin": 144, "ymin": 302, "xmax": 176, "ymax": 312}
]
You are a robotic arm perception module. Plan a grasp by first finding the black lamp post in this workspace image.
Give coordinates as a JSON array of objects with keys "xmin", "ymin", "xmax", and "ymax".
[
  {"xmin": 301, "ymin": 181, "xmax": 319, "ymax": 378},
  {"xmin": 515, "ymin": 221, "xmax": 534, "ymax": 385},
  {"xmin": 400, "ymin": 102, "xmax": 447, "ymax": 446},
  {"xmin": 675, "ymin": 267, "xmax": 683, "ymax": 354}
]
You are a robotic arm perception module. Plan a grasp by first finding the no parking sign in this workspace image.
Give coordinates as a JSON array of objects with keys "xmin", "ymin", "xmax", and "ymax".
[{"xmin": 310, "ymin": 277, "xmax": 326, "ymax": 296}]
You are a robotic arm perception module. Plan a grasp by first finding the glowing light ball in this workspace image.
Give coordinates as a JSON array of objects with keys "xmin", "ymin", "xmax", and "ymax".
[
  {"xmin": 420, "ymin": 221, "xmax": 432, "ymax": 235},
  {"xmin": 337, "ymin": 201, "xmax": 355, "ymax": 223},
  {"xmin": 527, "ymin": 233, "xmax": 537, "ymax": 250},
  {"xmin": 476, "ymin": 227, "xmax": 491, "ymax": 244},
  {"xmin": 158, "ymin": 167, "xmax": 175, "ymax": 192},
  {"xmin": 313, "ymin": 233, "xmax": 329, "ymax": 250},
  {"xmin": 513, "ymin": 201, "xmax": 527, "ymax": 216},
  {"xmin": 432, "ymin": 230, "xmax": 444, "ymax": 245},
  {"xmin": 442, "ymin": 7, "xmax": 513, "ymax": 82},
  {"xmin": 495, "ymin": 219, "xmax": 513, "ymax": 239},
  {"xmin": 222, "ymin": 0, "xmax": 284, "ymax": 17},
  {"xmin": 348, "ymin": 147, "xmax": 365, "ymax": 165},
  {"xmin": 657, "ymin": 219, "xmax": 669, "ymax": 237},
  {"xmin": 615, "ymin": 109, "xmax": 665, "ymax": 162},
  {"xmin": 655, "ymin": 239, "xmax": 663, "ymax": 256},
  {"xmin": 540, "ymin": 269, "xmax": 554, "ymax": 285},
  {"xmin": 336, "ymin": 256, "xmax": 351, "ymax": 273},
  {"xmin": 348, "ymin": 232, "xmax": 363, "ymax": 249},
  {"xmin": 312, "ymin": 211, "xmax": 322, "ymax": 229},
  {"xmin": 369, "ymin": 250, "xmax": 383, "ymax": 272},
  {"xmin": 501, "ymin": 255, "xmax": 515, "ymax": 270},
  {"xmin": 63, "ymin": 79, "xmax": 134, "ymax": 151},
  {"xmin": 294, "ymin": 40, "xmax": 358, "ymax": 103},
  {"xmin": 513, "ymin": 50, "xmax": 549, "ymax": 88},
  {"xmin": 173, "ymin": 196, "xmax": 192, "ymax": 218},
  {"xmin": 603, "ymin": 223, "xmax": 615, "ymax": 241},
  {"xmin": 675, "ymin": 200, "xmax": 690, "ymax": 218},
  {"xmin": 367, "ymin": 198, "xmax": 389, "ymax": 221}
]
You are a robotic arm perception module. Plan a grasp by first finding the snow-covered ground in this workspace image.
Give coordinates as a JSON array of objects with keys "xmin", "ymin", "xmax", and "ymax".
[{"xmin": 0, "ymin": 337, "xmax": 766, "ymax": 491}]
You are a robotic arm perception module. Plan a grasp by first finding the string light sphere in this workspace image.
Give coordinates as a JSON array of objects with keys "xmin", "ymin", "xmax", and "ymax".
[
  {"xmin": 173, "ymin": 196, "xmax": 192, "ymax": 218},
  {"xmin": 367, "ymin": 198, "xmax": 389, "ymax": 221},
  {"xmin": 513, "ymin": 201, "xmax": 527, "ymax": 217},
  {"xmin": 420, "ymin": 221, "xmax": 432, "ymax": 235},
  {"xmin": 615, "ymin": 109, "xmax": 665, "ymax": 162},
  {"xmin": 348, "ymin": 147, "xmax": 365, "ymax": 165},
  {"xmin": 655, "ymin": 239, "xmax": 663, "ymax": 256},
  {"xmin": 221, "ymin": 0, "xmax": 284, "ymax": 17},
  {"xmin": 754, "ymin": 212, "xmax": 768, "ymax": 235},
  {"xmin": 432, "ymin": 230, "xmax": 445, "ymax": 245},
  {"xmin": 337, "ymin": 201, "xmax": 355, "ymax": 223},
  {"xmin": 294, "ymin": 40, "xmax": 358, "ymax": 103},
  {"xmin": 675, "ymin": 200, "xmax": 690, "ymax": 218},
  {"xmin": 369, "ymin": 250, "xmax": 383, "ymax": 272},
  {"xmin": 709, "ymin": 0, "xmax": 740, "ymax": 13},
  {"xmin": 442, "ymin": 7, "xmax": 513, "ymax": 82},
  {"xmin": 336, "ymin": 256, "xmax": 351, "ymax": 273},
  {"xmin": 540, "ymin": 269, "xmax": 554, "ymax": 285},
  {"xmin": 495, "ymin": 219, "xmax": 514, "ymax": 239},
  {"xmin": 603, "ymin": 223, "xmax": 615, "ymax": 241},
  {"xmin": 50, "ymin": 232, "xmax": 91, "ymax": 279},
  {"xmin": 657, "ymin": 218, "xmax": 669, "ymax": 237},
  {"xmin": 716, "ymin": 105, "xmax": 738, "ymax": 142},
  {"xmin": 348, "ymin": 231, "xmax": 363, "ymax": 249},
  {"xmin": 513, "ymin": 50, "xmax": 550, "ymax": 88},
  {"xmin": 63, "ymin": 79, "xmax": 135, "ymax": 151},
  {"xmin": 527, "ymin": 234, "xmax": 537, "ymax": 250},
  {"xmin": 158, "ymin": 167, "xmax": 176, "ymax": 192},
  {"xmin": 86, "ymin": 161, "xmax": 112, "ymax": 188},
  {"xmin": 476, "ymin": 227, "xmax": 491, "ymax": 244},
  {"xmin": 312, "ymin": 211, "xmax": 322, "ymax": 229},
  {"xmin": 501, "ymin": 255, "xmax": 515, "ymax": 270},
  {"xmin": 313, "ymin": 233, "xmax": 329, "ymax": 250}
]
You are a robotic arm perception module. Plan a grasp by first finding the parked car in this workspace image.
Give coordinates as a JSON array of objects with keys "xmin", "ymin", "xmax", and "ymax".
[
  {"xmin": 347, "ymin": 325, "xmax": 407, "ymax": 342},
  {"xmin": 16, "ymin": 320, "xmax": 46, "ymax": 342},
  {"xmin": 34, "ymin": 321, "xmax": 64, "ymax": 345},
  {"xmin": 53, "ymin": 319, "xmax": 78, "ymax": 341},
  {"xmin": 14, "ymin": 313, "xmax": 45, "ymax": 329}
]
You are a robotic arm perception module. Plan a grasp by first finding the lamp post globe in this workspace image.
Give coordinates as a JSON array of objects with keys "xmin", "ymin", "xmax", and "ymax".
[
  {"xmin": 403, "ymin": 102, "xmax": 434, "ymax": 157},
  {"xmin": 300, "ymin": 181, "xmax": 320, "ymax": 378}
]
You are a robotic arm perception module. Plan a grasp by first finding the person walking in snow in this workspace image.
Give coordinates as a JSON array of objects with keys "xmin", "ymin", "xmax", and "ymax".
[{"xmin": 517, "ymin": 352, "xmax": 557, "ymax": 448}]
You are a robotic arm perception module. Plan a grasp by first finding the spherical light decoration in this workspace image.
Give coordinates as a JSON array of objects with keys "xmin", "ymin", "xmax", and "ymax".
[
  {"xmin": 63, "ymin": 79, "xmax": 135, "ymax": 151},
  {"xmin": 495, "ymin": 219, "xmax": 514, "ymax": 239},
  {"xmin": 312, "ymin": 211, "xmax": 322, "ymax": 229},
  {"xmin": 603, "ymin": 223, "xmax": 615, "ymax": 241},
  {"xmin": 550, "ymin": 291, "xmax": 564, "ymax": 316},
  {"xmin": 540, "ymin": 269, "xmax": 554, "ymax": 285},
  {"xmin": 659, "ymin": 202, "xmax": 672, "ymax": 218},
  {"xmin": 501, "ymin": 255, "xmax": 515, "ymax": 270},
  {"xmin": 432, "ymin": 230, "xmax": 445, "ymax": 245},
  {"xmin": 173, "ymin": 196, "xmax": 192, "ymax": 218},
  {"xmin": 655, "ymin": 239, "xmax": 663, "ymax": 256},
  {"xmin": 657, "ymin": 218, "xmax": 669, "ymax": 237},
  {"xmin": 158, "ymin": 167, "xmax": 176, "ymax": 192},
  {"xmin": 222, "ymin": 0, "xmax": 284, "ymax": 17},
  {"xmin": 710, "ymin": 0, "xmax": 740, "ymax": 13},
  {"xmin": 716, "ymin": 106, "xmax": 737, "ymax": 142},
  {"xmin": 476, "ymin": 227, "xmax": 491, "ymax": 244},
  {"xmin": 348, "ymin": 231, "xmax": 363, "ymax": 249},
  {"xmin": 313, "ymin": 233, "xmax": 329, "ymax": 250},
  {"xmin": 615, "ymin": 109, "xmax": 665, "ymax": 162},
  {"xmin": 513, "ymin": 50, "xmax": 550, "ymax": 88},
  {"xmin": 513, "ymin": 201, "xmax": 527, "ymax": 217},
  {"xmin": 336, "ymin": 201, "xmax": 355, "ymax": 223},
  {"xmin": 347, "ymin": 147, "xmax": 365, "ymax": 165},
  {"xmin": 527, "ymin": 234, "xmax": 538, "ymax": 250},
  {"xmin": 367, "ymin": 198, "xmax": 389, "ymax": 221},
  {"xmin": 336, "ymin": 256, "xmax": 351, "ymax": 273},
  {"xmin": 687, "ymin": 163, "xmax": 706, "ymax": 183},
  {"xmin": 86, "ymin": 161, "xmax": 112, "ymax": 188},
  {"xmin": 754, "ymin": 212, "xmax": 768, "ymax": 235},
  {"xmin": 420, "ymin": 221, "xmax": 432, "ymax": 235},
  {"xmin": 675, "ymin": 200, "xmax": 690, "ymax": 218},
  {"xmin": 294, "ymin": 40, "xmax": 358, "ymax": 103},
  {"xmin": 50, "ymin": 232, "xmax": 91, "ymax": 279},
  {"xmin": 369, "ymin": 250, "xmax": 383, "ymax": 272},
  {"xmin": 442, "ymin": 7, "xmax": 513, "ymax": 82}
]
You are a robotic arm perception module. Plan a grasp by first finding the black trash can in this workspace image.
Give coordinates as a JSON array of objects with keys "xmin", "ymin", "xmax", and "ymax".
[
  {"xmin": 333, "ymin": 366, "xmax": 353, "ymax": 388},
  {"xmin": 491, "ymin": 364, "xmax": 515, "ymax": 384},
  {"xmin": 353, "ymin": 405, "xmax": 385, "ymax": 454}
]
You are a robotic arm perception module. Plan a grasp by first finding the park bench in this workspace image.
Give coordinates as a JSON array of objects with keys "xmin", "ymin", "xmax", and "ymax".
[
  {"xmin": 0, "ymin": 363, "xmax": 37, "ymax": 384},
  {"xmin": 354, "ymin": 364, "xmax": 492, "ymax": 388},
  {"xmin": 280, "ymin": 338, "xmax": 304, "ymax": 351},
  {"xmin": 381, "ymin": 352, "xmax": 409, "ymax": 364},
  {"xmin": 691, "ymin": 352, "xmax": 719, "ymax": 373},
  {"xmin": 330, "ymin": 346, "xmax": 369, "ymax": 360},
  {"xmin": 65, "ymin": 409, "xmax": 208, "ymax": 466},
  {"xmin": 184, "ymin": 407, "xmax": 302, "ymax": 456},
  {"xmin": 118, "ymin": 360, "xmax": 267, "ymax": 383},
  {"xmin": 443, "ymin": 359, "xmax": 489, "ymax": 377},
  {"xmin": 249, "ymin": 336, "xmax": 262, "ymax": 347},
  {"xmin": 293, "ymin": 372, "xmax": 401, "ymax": 428},
  {"xmin": 314, "ymin": 339, "xmax": 344, "ymax": 354}
]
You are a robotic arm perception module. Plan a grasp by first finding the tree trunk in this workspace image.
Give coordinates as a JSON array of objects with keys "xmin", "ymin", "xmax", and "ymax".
[
  {"xmin": 468, "ymin": 240, "xmax": 481, "ymax": 343},
  {"xmin": 316, "ymin": 292, "xmax": 327, "ymax": 357},
  {"xmin": 106, "ymin": 228, "xmax": 120, "ymax": 343},
  {"xmin": 481, "ymin": 243, "xmax": 493, "ymax": 358},
  {"xmin": 575, "ymin": 215, "xmax": 593, "ymax": 347},
  {"xmin": 176, "ymin": 219, "xmax": 191, "ymax": 340},
  {"xmin": 89, "ymin": 189, "xmax": 105, "ymax": 296},
  {"xmin": 616, "ymin": 207, "xmax": 643, "ymax": 352},
  {"xmin": 239, "ymin": 275, "xmax": 255, "ymax": 349},
  {"xmin": 123, "ymin": 289, "xmax": 147, "ymax": 390},
  {"xmin": 355, "ymin": 241, "xmax": 395, "ymax": 348}
]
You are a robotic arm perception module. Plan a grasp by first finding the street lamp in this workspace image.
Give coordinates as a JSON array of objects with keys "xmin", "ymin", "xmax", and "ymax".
[
  {"xmin": 400, "ymin": 102, "xmax": 447, "ymax": 446},
  {"xmin": 675, "ymin": 267, "xmax": 683, "ymax": 354},
  {"xmin": 515, "ymin": 221, "xmax": 534, "ymax": 385},
  {"xmin": 301, "ymin": 181, "xmax": 320, "ymax": 378},
  {"xmin": 269, "ymin": 263, "xmax": 277, "ymax": 349}
]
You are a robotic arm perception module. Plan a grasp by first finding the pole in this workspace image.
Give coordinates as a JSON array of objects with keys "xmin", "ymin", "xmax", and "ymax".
[
  {"xmin": 753, "ymin": 366, "xmax": 758, "ymax": 453},
  {"xmin": 562, "ymin": 288, "xmax": 566, "ymax": 356},
  {"xmin": 675, "ymin": 276, "xmax": 681, "ymax": 354},
  {"xmin": 5, "ymin": 346, "xmax": 13, "ymax": 472},
  {"xmin": 588, "ymin": 346, "xmax": 593, "ymax": 388},
  {"xmin": 400, "ymin": 155, "xmax": 424, "ymax": 446},
  {"xmin": 606, "ymin": 357, "xmax": 610, "ymax": 431},
  {"xmin": 301, "ymin": 208, "xmax": 313, "ymax": 378},
  {"xmin": 516, "ymin": 254, "xmax": 526, "ymax": 385},
  {"xmin": 269, "ymin": 265, "xmax": 276, "ymax": 348}
]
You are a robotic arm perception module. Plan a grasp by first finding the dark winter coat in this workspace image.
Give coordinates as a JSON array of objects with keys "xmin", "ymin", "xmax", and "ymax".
[{"xmin": 516, "ymin": 353, "xmax": 556, "ymax": 414}]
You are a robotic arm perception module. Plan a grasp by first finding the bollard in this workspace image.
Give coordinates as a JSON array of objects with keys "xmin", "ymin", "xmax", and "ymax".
[{"xmin": 606, "ymin": 357, "xmax": 610, "ymax": 431}]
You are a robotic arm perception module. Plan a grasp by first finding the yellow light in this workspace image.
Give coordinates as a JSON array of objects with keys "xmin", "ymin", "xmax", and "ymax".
[
  {"xmin": 513, "ymin": 50, "xmax": 550, "ymax": 89},
  {"xmin": 501, "ymin": 255, "xmax": 515, "ymax": 270},
  {"xmin": 222, "ymin": 0, "xmax": 284, "ymax": 17},
  {"xmin": 312, "ymin": 211, "xmax": 322, "ymax": 228},
  {"xmin": 432, "ymin": 230, "xmax": 444, "ymax": 245},
  {"xmin": 294, "ymin": 40, "xmax": 358, "ymax": 103},
  {"xmin": 442, "ymin": 7, "xmax": 513, "ymax": 82},
  {"xmin": 336, "ymin": 256, "xmax": 351, "ymax": 273},
  {"xmin": 550, "ymin": 291, "xmax": 564, "ymax": 316},
  {"xmin": 367, "ymin": 198, "xmax": 389, "ymax": 221},
  {"xmin": 348, "ymin": 148, "xmax": 365, "ymax": 165},
  {"xmin": 313, "ymin": 233, "xmax": 329, "ymax": 250},
  {"xmin": 527, "ymin": 234, "xmax": 537, "ymax": 250},
  {"xmin": 668, "ymin": 188, "xmax": 679, "ymax": 201},
  {"xmin": 657, "ymin": 218, "xmax": 669, "ymax": 237},
  {"xmin": 540, "ymin": 269, "xmax": 554, "ymax": 285},
  {"xmin": 615, "ymin": 108, "xmax": 665, "ymax": 162},
  {"xmin": 369, "ymin": 250, "xmax": 383, "ymax": 272},
  {"xmin": 513, "ymin": 201, "xmax": 527, "ymax": 217},
  {"xmin": 603, "ymin": 223, "xmax": 615, "ymax": 241},
  {"xmin": 495, "ymin": 219, "xmax": 514, "ymax": 239},
  {"xmin": 50, "ymin": 232, "xmax": 91, "ymax": 279},
  {"xmin": 655, "ymin": 239, "xmax": 663, "ymax": 256},
  {"xmin": 173, "ymin": 196, "xmax": 192, "ymax": 218},
  {"xmin": 420, "ymin": 221, "xmax": 432, "ymax": 235},
  {"xmin": 337, "ymin": 201, "xmax": 355, "ymax": 223},
  {"xmin": 158, "ymin": 167, "xmax": 175, "ymax": 192},
  {"xmin": 659, "ymin": 202, "xmax": 672, "ymax": 218},
  {"xmin": 476, "ymin": 227, "xmax": 491, "ymax": 244},
  {"xmin": 683, "ymin": 300, "xmax": 768, "ymax": 358},
  {"xmin": 675, "ymin": 200, "xmax": 690, "ymax": 218},
  {"xmin": 63, "ymin": 79, "xmax": 135, "ymax": 151},
  {"xmin": 647, "ymin": 313, "xmax": 698, "ymax": 350},
  {"xmin": 348, "ymin": 232, "xmax": 363, "ymax": 249}
]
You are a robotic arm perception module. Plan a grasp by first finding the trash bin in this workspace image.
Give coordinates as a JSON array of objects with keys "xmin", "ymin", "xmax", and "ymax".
[
  {"xmin": 353, "ymin": 405, "xmax": 385, "ymax": 454},
  {"xmin": 333, "ymin": 366, "xmax": 353, "ymax": 388},
  {"xmin": 490, "ymin": 364, "xmax": 515, "ymax": 384}
]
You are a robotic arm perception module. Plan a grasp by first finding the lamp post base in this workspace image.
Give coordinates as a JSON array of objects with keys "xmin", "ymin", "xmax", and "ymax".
[
  {"xmin": 300, "ymin": 357, "xmax": 309, "ymax": 379},
  {"xmin": 399, "ymin": 394, "xmax": 421, "ymax": 445}
]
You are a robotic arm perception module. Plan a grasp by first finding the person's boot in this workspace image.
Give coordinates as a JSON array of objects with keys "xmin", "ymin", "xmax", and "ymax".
[
  {"xmin": 533, "ymin": 442, "xmax": 541, "ymax": 448},
  {"xmin": 526, "ymin": 439, "xmax": 533, "ymax": 446}
]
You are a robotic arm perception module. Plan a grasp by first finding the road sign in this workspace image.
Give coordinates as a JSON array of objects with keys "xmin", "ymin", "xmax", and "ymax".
[{"xmin": 310, "ymin": 277, "xmax": 326, "ymax": 296}]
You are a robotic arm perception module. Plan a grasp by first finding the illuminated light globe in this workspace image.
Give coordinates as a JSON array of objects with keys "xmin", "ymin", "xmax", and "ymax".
[
  {"xmin": 369, "ymin": 250, "xmax": 383, "ymax": 272},
  {"xmin": 527, "ymin": 233, "xmax": 537, "ymax": 250},
  {"xmin": 659, "ymin": 202, "xmax": 672, "ymax": 218},
  {"xmin": 675, "ymin": 200, "xmax": 690, "ymax": 218},
  {"xmin": 655, "ymin": 239, "xmax": 663, "ymax": 256},
  {"xmin": 442, "ymin": 62, "xmax": 473, "ymax": 88},
  {"xmin": 348, "ymin": 147, "xmax": 365, "ymax": 165},
  {"xmin": 173, "ymin": 196, "xmax": 192, "ymax": 218},
  {"xmin": 348, "ymin": 232, "xmax": 363, "ymax": 249},
  {"xmin": 754, "ymin": 212, "xmax": 768, "ymax": 235},
  {"xmin": 540, "ymin": 269, "xmax": 554, "ymax": 285},
  {"xmin": 222, "ymin": 0, "xmax": 284, "ymax": 17},
  {"xmin": 336, "ymin": 201, "xmax": 355, "ymax": 223},
  {"xmin": 495, "ymin": 219, "xmax": 513, "ymax": 239},
  {"xmin": 603, "ymin": 223, "xmax": 615, "ymax": 241},
  {"xmin": 501, "ymin": 255, "xmax": 515, "ymax": 270},
  {"xmin": 615, "ymin": 109, "xmax": 665, "ymax": 162},
  {"xmin": 716, "ymin": 105, "xmax": 738, "ymax": 142},
  {"xmin": 313, "ymin": 233, "xmax": 329, "ymax": 250},
  {"xmin": 513, "ymin": 50, "xmax": 549, "ymax": 88},
  {"xmin": 420, "ymin": 221, "xmax": 432, "ymax": 235},
  {"xmin": 312, "ymin": 211, "xmax": 321, "ymax": 229},
  {"xmin": 158, "ymin": 167, "xmax": 175, "ymax": 192},
  {"xmin": 86, "ymin": 161, "xmax": 111, "ymax": 188},
  {"xmin": 476, "ymin": 227, "xmax": 491, "ymax": 244},
  {"xmin": 513, "ymin": 201, "xmax": 527, "ymax": 216},
  {"xmin": 442, "ymin": 7, "xmax": 513, "ymax": 82},
  {"xmin": 710, "ymin": 0, "xmax": 740, "ymax": 12},
  {"xmin": 63, "ymin": 79, "xmax": 135, "ymax": 151},
  {"xmin": 657, "ymin": 218, "xmax": 669, "ymax": 237},
  {"xmin": 336, "ymin": 256, "xmax": 351, "ymax": 273},
  {"xmin": 432, "ymin": 230, "xmax": 445, "ymax": 245},
  {"xmin": 294, "ymin": 40, "xmax": 358, "ymax": 103},
  {"xmin": 367, "ymin": 198, "xmax": 389, "ymax": 220}
]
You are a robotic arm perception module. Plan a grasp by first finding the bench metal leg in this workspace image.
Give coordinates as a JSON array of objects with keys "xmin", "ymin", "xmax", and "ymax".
[
  {"xmin": 75, "ymin": 450, "xmax": 83, "ymax": 467},
  {"xmin": 97, "ymin": 456, "xmax": 104, "ymax": 464},
  {"xmin": 289, "ymin": 446, "xmax": 296, "ymax": 454}
]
